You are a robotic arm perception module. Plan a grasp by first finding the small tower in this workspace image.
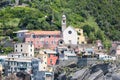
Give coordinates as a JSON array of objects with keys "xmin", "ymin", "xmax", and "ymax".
[
  {"xmin": 61, "ymin": 15, "xmax": 66, "ymax": 32},
  {"xmin": 15, "ymin": 0, "xmax": 19, "ymax": 5}
]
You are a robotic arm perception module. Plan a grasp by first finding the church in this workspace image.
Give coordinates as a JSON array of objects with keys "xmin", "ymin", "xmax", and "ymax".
[
  {"xmin": 61, "ymin": 15, "xmax": 77, "ymax": 45},
  {"xmin": 61, "ymin": 14, "xmax": 86, "ymax": 45},
  {"xmin": 15, "ymin": 14, "xmax": 86, "ymax": 50}
]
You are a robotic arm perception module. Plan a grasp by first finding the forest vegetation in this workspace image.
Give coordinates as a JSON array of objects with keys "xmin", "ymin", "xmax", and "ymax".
[{"xmin": 0, "ymin": 0, "xmax": 120, "ymax": 50}]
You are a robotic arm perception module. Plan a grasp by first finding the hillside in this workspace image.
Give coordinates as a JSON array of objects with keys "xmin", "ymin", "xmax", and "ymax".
[{"xmin": 0, "ymin": 0, "xmax": 120, "ymax": 49}]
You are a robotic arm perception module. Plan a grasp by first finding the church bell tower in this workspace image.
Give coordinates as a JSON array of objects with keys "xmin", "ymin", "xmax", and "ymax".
[{"xmin": 61, "ymin": 15, "xmax": 66, "ymax": 32}]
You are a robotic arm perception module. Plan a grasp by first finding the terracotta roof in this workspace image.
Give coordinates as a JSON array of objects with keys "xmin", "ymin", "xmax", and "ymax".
[{"xmin": 26, "ymin": 30, "xmax": 61, "ymax": 35}]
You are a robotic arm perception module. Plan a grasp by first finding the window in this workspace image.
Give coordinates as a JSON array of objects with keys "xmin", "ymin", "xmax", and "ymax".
[
  {"xmin": 11, "ymin": 62, "xmax": 13, "ymax": 65},
  {"xmin": 17, "ymin": 62, "xmax": 18, "ymax": 66},
  {"xmin": 16, "ymin": 49, "xmax": 17, "ymax": 52},
  {"xmin": 21, "ymin": 45, "xmax": 22, "ymax": 47},
  {"xmin": 37, "ymin": 41, "xmax": 39, "ymax": 44},
  {"xmin": 44, "ymin": 67, "xmax": 45, "ymax": 69},
  {"xmin": 31, "ymin": 34, "xmax": 35, "ymax": 38},
  {"xmin": 77, "ymin": 32, "xmax": 81, "ymax": 35},
  {"xmin": 8, "ymin": 62, "xmax": 10, "ymax": 65},
  {"xmin": 16, "ymin": 45, "xmax": 17, "ymax": 48},
  {"xmin": 63, "ymin": 20, "xmax": 65, "ymax": 23},
  {"xmin": 48, "ymin": 54, "xmax": 50, "ymax": 58},
  {"xmin": 46, "ymin": 41, "xmax": 48, "ymax": 44},
  {"xmin": 49, "ymin": 35, "xmax": 51, "ymax": 38},
  {"xmin": 21, "ymin": 49, "xmax": 22, "ymax": 52},
  {"xmin": 22, "ymin": 54, "xmax": 24, "ymax": 57},
  {"xmin": 33, "ymin": 35, "xmax": 36, "ymax": 38},
  {"xmin": 82, "ymin": 42, "xmax": 84, "ymax": 44},
  {"xmin": 69, "ymin": 40, "xmax": 71, "ymax": 44},
  {"xmin": 50, "ymin": 59, "xmax": 52, "ymax": 64},
  {"xmin": 31, "ymin": 49, "xmax": 32, "ymax": 52},
  {"xmin": 31, "ymin": 41, "xmax": 33, "ymax": 44},
  {"xmin": 68, "ymin": 30, "xmax": 72, "ymax": 34}
]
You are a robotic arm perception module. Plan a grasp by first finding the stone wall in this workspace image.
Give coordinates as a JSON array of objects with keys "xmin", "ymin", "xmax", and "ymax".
[
  {"xmin": 59, "ymin": 57, "xmax": 78, "ymax": 67},
  {"xmin": 77, "ymin": 58, "xmax": 97, "ymax": 67}
]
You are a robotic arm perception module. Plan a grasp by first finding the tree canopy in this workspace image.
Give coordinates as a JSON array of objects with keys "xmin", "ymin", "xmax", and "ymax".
[{"xmin": 0, "ymin": 0, "xmax": 120, "ymax": 49}]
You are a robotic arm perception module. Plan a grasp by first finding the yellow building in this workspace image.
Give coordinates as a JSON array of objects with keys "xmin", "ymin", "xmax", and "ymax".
[
  {"xmin": 75, "ymin": 28, "xmax": 87, "ymax": 44},
  {"xmin": 37, "ymin": 50, "xmax": 48, "ymax": 71},
  {"xmin": 36, "ymin": 50, "xmax": 56, "ymax": 72}
]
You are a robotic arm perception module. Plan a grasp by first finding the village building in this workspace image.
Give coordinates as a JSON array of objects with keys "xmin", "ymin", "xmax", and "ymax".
[
  {"xmin": 116, "ymin": 45, "xmax": 120, "ymax": 55},
  {"xmin": 63, "ymin": 26, "xmax": 78, "ymax": 45},
  {"xmin": 58, "ymin": 50, "xmax": 78, "ymax": 66},
  {"xmin": 25, "ymin": 31, "xmax": 61, "ymax": 50},
  {"xmin": 14, "ymin": 30, "xmax": 29, "ymax": 42},
  {"xmin": 14, "ymin": 14, "xmax": 86, "ymax": 50},
  {"xmin": 36, "ymin": 49, "xmax": 58, "ymax": 72},
  {"xmin": 75, "ymin": 28, "xmax": 86, "ymax": 44},
  {"xmin": 6, "ymin": 43, "xmax": 34, "ymax": 74},
  {"xmin": 6, "ymin": 53, "xmax": 32, "ymax": 73},
  {"xmin": 14, "ymin": 43, "xmax": 34, "ymax": 57},
  {"xmin": 31, "ymin": 58, "xmax": 42, "ymax": 75},
  {"xmin": 96, "ymin": 40, "xmax": 103, "ymax": 50}
]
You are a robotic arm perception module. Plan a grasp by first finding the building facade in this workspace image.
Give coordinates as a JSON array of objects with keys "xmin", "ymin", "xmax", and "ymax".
[
  {"xmin": 14, "ymin": 30, "xmax": 29, "ymax": 42},
  {"xmin": 36, "ymin": 49, "xmax": 58, "ymax": 72},
  {"xmin": 116, "ymin": 45, "xmax": 120, "ymax": 55},
  {"xmin": 14, "ymin": 43, "xmax": 34, "ymax": 57},
  {"xmin": 7, "ymin": 53, "xmax": 32, "ymax": 73},
  {"xmin": 63, "ymin": 26, "xmax": 77, "ymax": 45},
  {"xmin": 25, "ymin": 31, "xmax": 61, "ymax": 50},
  {"xmin": 31, "ymin": 58, "xmax": 42, "ymax": 75},
  {"xmin": 75, "ymin": 28, "xmax": 86, "ymax": 44}
]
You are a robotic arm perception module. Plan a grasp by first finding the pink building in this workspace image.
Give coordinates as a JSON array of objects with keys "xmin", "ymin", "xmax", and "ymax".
[{"xmin": 25, "ymin": 31, "xmax": 61, "ymax": 49}]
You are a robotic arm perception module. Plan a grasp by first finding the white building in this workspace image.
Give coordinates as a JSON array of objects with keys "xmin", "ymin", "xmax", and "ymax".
[
  {"xmin": 6, "ymin": 43, "xmax": 35, "ymax": 74},
  {"xmin": 7, "ymin": 53, "xmax": 32, "ymax": 73},
  {"xmin": 99, "ymin": 54, "xmax": 116, "ymax": 61},
  {"xmin": 63, "ymin": 26, "xmax": 77, "ymax": 45},
  {"xmin": 14, "ymin": 43, "xmax": 34, "ymax": 57}
]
